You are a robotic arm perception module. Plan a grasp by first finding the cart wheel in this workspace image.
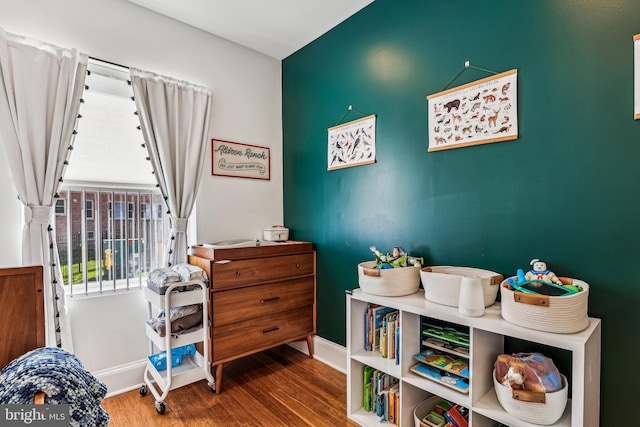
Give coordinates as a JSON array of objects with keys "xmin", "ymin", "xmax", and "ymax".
[
  {"xmin": 139, "ymin": 385, "xmax": 147, "ymax": 396},
  {"xmin": 155, "ymin": 401, "xmax": 166, "ymax": 415}
]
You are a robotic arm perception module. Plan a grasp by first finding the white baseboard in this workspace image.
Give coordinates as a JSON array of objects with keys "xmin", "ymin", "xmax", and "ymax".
[
  {"xmin": 94, "ymin": 359, "xmax": 148, "ymax": 398},
  {"xmin": 99, "ymin": 336, "xmax": 347, "ymax": 397},
  {"xmin": 287, "ymin": 335, "xmax": 347, "ymax": 373}
]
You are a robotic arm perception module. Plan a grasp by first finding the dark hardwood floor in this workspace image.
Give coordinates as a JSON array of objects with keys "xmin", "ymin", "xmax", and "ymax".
[{"xmin": 102, "ymin": 345, "xmax": 360, "ymax": 426}]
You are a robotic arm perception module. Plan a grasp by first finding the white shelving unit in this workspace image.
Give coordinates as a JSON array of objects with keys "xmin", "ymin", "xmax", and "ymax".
[
  {"xmin": 346, "ymin": 288, "xmax": 601, "ymax": 427},
  {"xmin": 141, "ymin": 280, "xmax": 215, "ymax": 414}
]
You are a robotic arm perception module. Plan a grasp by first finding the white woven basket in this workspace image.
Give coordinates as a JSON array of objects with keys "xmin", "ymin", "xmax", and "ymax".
[
  {"xmin": 358, "ymin": 261, "xmax": 421, "ymax": 297},
  {"xmin": 500, "ymin": 277, "xmax": 590, "ymax": 334},
  {"xmin": 413, "ymin": 396, "xmax": 443, "ymax": 427},
  {"xmin": 420, "ymin": 266, "xmax": 503, "ymax": 307},
  {"xmin": 493, "ymin": 370, "xmax": 568, "ymax": 425}
]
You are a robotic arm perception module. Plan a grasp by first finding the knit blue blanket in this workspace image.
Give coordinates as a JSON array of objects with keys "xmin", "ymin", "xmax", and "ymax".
[{"xmin": 0, "ymin": 347, "xmax": 109, "ymax": 427}]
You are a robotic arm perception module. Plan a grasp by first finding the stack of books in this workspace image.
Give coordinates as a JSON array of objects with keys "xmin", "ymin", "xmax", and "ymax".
[
  {"xmin": 364, "ymin": 304, "xmax": 400, "ymax": 364},
  {"xmin": 363, "ymin": 365, "xmax": 400, "ymax": 425}
]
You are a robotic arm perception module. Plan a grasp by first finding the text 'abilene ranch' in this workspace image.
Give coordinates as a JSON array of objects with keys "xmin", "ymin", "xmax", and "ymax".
[{"xmin": 214, "ymin": 143, "xmax": 268, "ymax": 175}]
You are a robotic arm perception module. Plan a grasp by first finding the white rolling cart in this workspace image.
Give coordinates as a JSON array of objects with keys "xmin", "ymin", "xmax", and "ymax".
[{"xmin": 140, "ymin": 280, "xmax": 215, "ymax": 414}]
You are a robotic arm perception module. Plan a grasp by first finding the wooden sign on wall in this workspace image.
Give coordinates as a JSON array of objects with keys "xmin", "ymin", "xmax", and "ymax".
[{"xmin": 212, "ymin": 139, "xmax": 270, "ymax": 180}]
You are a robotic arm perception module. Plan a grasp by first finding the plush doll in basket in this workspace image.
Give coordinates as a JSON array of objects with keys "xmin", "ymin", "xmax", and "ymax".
[
  {"xmin": 525, "ymin": 259, "xmax": 564, "ymax": 286},
  {"xmin": 495, "ymin": 352, "xmax": 563, "ymax": 393}
]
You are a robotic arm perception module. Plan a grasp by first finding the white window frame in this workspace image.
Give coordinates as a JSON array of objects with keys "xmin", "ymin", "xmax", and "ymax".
[{"xmin": 55, "ymin": 199, "xmax": 66, "ymax": 216}]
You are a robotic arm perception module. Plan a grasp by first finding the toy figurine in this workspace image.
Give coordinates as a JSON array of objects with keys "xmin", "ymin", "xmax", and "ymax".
[
  {"xmin": 369, "ymin": 246, "xmax": 408, "ymax": 269},
  {"xmin": 525, "ymin": 259, "xmax": 564, "ymax": 286}
]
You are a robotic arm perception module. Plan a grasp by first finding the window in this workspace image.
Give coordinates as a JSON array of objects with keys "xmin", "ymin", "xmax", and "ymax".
[
  {"xmin": 85, "ymin": 200, "xmax": 94, "ymax": 219},
  {"xmin": 141, "ymin": 203, "xmax": 150, "ymax": 219},
  {"xmin": 56, "ymin": 59, "xmax": 169, "ymax": 296},
  {"xmin": 108, "ymin": 202, "xmax": 127, "ymax": 220},
  {"xmin": 55, "ymin": 199, "xmax": 66, "ymax": 216}
]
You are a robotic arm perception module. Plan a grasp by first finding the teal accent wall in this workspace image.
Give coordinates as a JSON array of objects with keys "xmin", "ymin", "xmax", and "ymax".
[{"xmin": 283, "ymin": 0, "xmax": 640, "ymax": 422}]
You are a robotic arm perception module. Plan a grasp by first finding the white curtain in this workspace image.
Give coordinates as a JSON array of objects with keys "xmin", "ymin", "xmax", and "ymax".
[
  {"xmin": 0, "ymin": 29, "xmax": 87, "ymax": 349},
  {"xmin": 130, "ymin": 68, "xmax": 212, "ymax": 266}
]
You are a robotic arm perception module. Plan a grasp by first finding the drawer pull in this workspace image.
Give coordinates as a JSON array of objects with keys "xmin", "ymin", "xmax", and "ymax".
[
  {"xmin": 296, "ymin": 264, "xmax": 301, "ymax": 268},
  {"xmin": 261, "ymin": 297, "xmax": 280, "ymax": 303},
  {"xmin": 235, "ymin": 271, "xmax": 241, "ymax": 276},
  {"xmin": 262, "ymin": 327, "xmax": 280, "ymax": 334}
]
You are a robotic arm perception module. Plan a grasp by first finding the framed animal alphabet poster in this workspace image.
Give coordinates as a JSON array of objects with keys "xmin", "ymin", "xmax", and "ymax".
[
  {"xmin": 634, "ymin": 34, "xmax": 640, "ymax": 119},
  {"xmin": 427, "ymin": 69, "xmax": 518, "ymax": 151},
  {"xmin": 327, "ymin": 114, "xmax": 376, "ymax": 170}
]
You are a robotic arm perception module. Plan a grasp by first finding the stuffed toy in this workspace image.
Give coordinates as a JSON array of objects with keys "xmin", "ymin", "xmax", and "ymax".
[
  {"xmin": 525, "ymin": 259, "xmax": 564, "ymax": 286},
  {"xmin": 501, "ymin": 364, "xmax": 526, "ymax": 390}
]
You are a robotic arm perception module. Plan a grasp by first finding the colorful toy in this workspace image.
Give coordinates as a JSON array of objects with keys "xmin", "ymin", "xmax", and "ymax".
[
  {"xmin": 506, "ymin": 259, "xmax": 583, "ymax": 296},
  {"xmin": 369, "ymin": 245, "xmax": 407, "ymax": 269},
  {"xmin": 525, "ymin": 259, "xmax": 563, "ymax": 286}
]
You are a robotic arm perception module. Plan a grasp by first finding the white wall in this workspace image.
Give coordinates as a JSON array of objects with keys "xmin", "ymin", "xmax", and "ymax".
[
  {"xmin": 0, "ymin": 151, "xmax": 21, "ymax": 268},
  {"xmin": 0, "ymin": 0, "xmax": 283, "ymax": 392}
]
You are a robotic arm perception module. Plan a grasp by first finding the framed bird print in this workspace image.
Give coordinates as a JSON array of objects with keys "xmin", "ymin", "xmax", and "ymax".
[{"xmin": 327, "ymin": 114, "xmax": 376, "ymax": 170}]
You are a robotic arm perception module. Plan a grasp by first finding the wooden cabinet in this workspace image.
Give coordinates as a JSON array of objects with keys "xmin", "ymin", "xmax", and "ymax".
[
  {"xmin": 188, "ymin": 241, "xmax": 316, "ymax": 393},
  {"xmin": 0, "ymin": 266, "xmax": 45, "ymax": 370},
  {"xmin": 347, "ymin": 288, "xmax": 601, "ymax": 427}
]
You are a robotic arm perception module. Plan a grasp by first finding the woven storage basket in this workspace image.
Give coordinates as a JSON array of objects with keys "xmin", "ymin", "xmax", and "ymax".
[
  {"xmin": 493, "ymin": 370, "xmax": 568, "ymax": 425},
  {"xmin": 420, "ymin": 266, "xmax": 503, "ymax": 307},
  {"xmin": 358, "ymin": 261, "xmax": 421, "ymax": 297},
  {"xmin": 413, "ymin": 396, "xmax": 444, "ymax": 427},
  {"xmin": 500, "ymin": 277, "xmax": 589, "ymax": 334}
]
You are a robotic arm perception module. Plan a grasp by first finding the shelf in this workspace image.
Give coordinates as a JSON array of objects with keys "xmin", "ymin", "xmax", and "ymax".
[
  {"xmin": 144, "ymin": 284, "xmax": 207, "ymax": 309},
  {"xmin": 145, "ymin": 351, "xmax": 210, "ymax": 392},
  {"xmin": 347, "ymin": 288, "xmax": 601, "ymax": 427},
  {"xmin": 145, "ymin": 323, "xmax": 205, "ymax": 351},
  {"xmin": 351, "ymin": 349, "xmax": 401, "ymax": 379},
  {"xmin": 402, "ymin": 373, "xmax": 470, "ymax": 408}
]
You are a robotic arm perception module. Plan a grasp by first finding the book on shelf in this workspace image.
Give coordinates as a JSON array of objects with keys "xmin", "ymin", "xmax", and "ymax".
[
  {"xmin": 362, "ymin": 365, "xmax": 398, "ymax": 417},
  {"xmin": 365, "ymin": 304, "xmax": 397, "ymax": 351},
  {"xmin": 363, "ymin": 365, "xmax": 375, "ymax": 411},
  {"xmin": 388, "ymin": 383, "xmax": 399, "ymax": 425}
]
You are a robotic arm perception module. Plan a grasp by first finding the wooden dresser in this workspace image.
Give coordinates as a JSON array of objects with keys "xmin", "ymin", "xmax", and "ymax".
[
  {"xmin": 0, "ymin": 266, "xmax": 45, "ymax": 369},
  {"xmin": 188, "ymin": 241, "xmax": 316, "ymax": 393}
]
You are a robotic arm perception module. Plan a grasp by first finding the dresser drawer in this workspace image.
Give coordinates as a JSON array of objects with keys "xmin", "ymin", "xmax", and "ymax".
[
  {"xmin": 213, "ymin": 277, "xmax": 314, "ymax": 326},
  {"xmin": 211, "ymin": 253, "xmax": 314, "ymax": 290},
  {"xmin": 212, "ymin": 306, "xmax": 313, "ymax": 362}
]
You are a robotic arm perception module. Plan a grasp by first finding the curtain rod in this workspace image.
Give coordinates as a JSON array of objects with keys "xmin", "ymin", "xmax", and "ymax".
[{"xmin": 88, "ymin": 56, "xmax": 129, "ymax": 70}]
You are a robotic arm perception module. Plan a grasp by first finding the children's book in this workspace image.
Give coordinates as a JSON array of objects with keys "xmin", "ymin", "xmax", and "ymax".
[
  {"xmin": 409, "ymin": 362, "xmax": 470, "ymax": 393},
  {"xmin": 370, "ymin": 306, "xmax": 397, "ymax": 351},
  {"xmin": 363, "ymin": 365, "xmax": 375, "ymax": 411},
  {"xmin": 388, "ymin": 384, "xmax": 398, "ymax": 424},
  {"xmin": 394, "ymin": 317, "xmax": 400, "ymax": 365},
  {"xmin": 382, "ymin": 311, "xmax": 398, "ymax": 359},
  {"xmin": 414, "ymin": 349, "xmax": 469, "ymax": 378}
]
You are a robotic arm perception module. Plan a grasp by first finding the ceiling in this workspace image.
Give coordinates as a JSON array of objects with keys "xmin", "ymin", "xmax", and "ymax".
[{"xmin": 127, "ymin": 0, "xmax": 374, "ymax": 60}]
